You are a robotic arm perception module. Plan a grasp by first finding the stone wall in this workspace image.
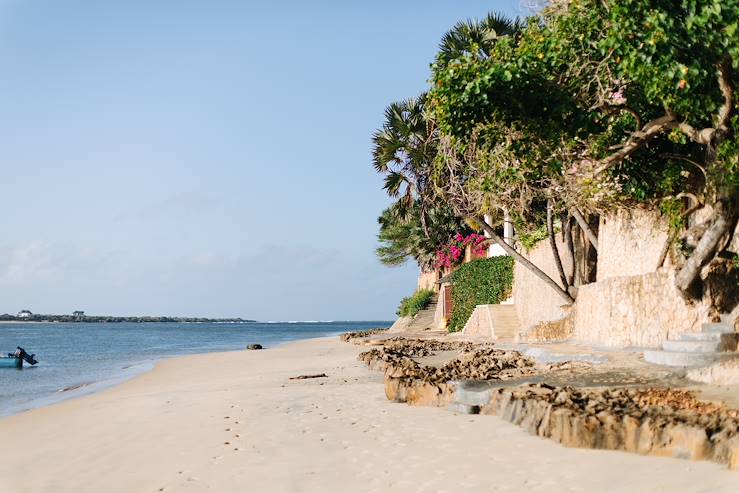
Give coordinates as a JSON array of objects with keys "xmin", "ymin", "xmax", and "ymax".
[
  {"xmin": 417, "ymin": 269, "xmax": 440, "ymax": 292},
  {"xmin": 461, "ymin": 305, "xmax": 493, "ymax": 339},
  {"xmin": 512, "ymin": 236, "xmax": 573, "ymax": 332},
  {"xmin": 513, "ymin": 209, "xmax": 716, "ymax": 347},
  {"xmin": 572, "ymin": 270, "xmax": 710, "ymax": 348},
  {"xmin": 596, "ymin": 209, "xmax": 670, "ymax": 281}
]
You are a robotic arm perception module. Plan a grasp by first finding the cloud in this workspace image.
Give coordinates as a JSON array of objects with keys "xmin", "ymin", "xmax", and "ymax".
[
  {"xmin": 0, "ymin": 241, "xmax": 124, "ymax": 287},
  {"xmin": 0, "ymin": 241, "xmax": 58, "ymax": 285},
  {"xmin": 114, "ymin": 190, "xmax": 220, "ymax": 222}
]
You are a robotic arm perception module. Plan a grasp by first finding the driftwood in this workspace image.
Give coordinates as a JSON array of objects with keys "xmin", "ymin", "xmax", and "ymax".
[{"xmin": 289, "ymin": 373, "xmax": 328, "ymax": 380}]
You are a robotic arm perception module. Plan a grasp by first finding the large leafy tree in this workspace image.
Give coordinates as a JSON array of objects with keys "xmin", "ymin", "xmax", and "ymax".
[{"xmin": 429, "ymin": 0, "xmax": 739, "ymax": 305}]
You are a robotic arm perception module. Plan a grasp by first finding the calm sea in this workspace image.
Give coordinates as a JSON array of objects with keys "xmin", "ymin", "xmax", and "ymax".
[{"xmin": 0, "ymin": 321, "xmax": 387, "ymax": 417}]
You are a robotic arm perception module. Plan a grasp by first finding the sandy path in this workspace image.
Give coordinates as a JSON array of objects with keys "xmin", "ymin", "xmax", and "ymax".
[{"xmin": 0, "ymin": 337, "xmax": 737, "ymax": 493}]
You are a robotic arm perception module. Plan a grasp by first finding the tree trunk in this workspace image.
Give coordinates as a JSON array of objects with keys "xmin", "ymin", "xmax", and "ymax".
[
  {"xmin": 547, "ymin": 201, "xmax": 569, "ymax": 290},
  {"xmin": 473, "ymin": 216, "xmax": 575, "ymax": 304},
  {"xmin": 562, "ymin": 214, "xmax": 576, "ymax": 286},
  {"xmin": 572, "ymin": 208, "xmax": 598, "ymax": 251},
  {"xmin": 674, "ymin": 203, "xmax": 736, "ymax": 299}
]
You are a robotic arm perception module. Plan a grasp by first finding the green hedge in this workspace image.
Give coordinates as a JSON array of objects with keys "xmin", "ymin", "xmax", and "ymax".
[
  {"xmin": 396, "ymin": 289, "xmax": 435, "ymax": 317},
  {"xmin": 448, "ymin": 256, "xmax": 514, "ymax": 332}
]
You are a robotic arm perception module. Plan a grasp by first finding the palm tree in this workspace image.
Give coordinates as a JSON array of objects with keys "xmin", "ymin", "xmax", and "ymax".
[
  {"xmin": 372, "ymin": 94, "xmax": 436, "ymax": 221},
  {"xmin": 436, "ymin": 13, "xmax": 523, "ymax": 69},
  {"xmin": 376, "ymin": 201, "xmax": 471, "ymax": 269}
]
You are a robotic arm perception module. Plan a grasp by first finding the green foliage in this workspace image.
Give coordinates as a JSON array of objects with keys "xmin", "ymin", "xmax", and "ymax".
[
  {"xmin": 397, "ymin": 289, "xmax": 436, "ymax": 317},
  {"xmin": 429, "ymin": 0, "xmax": 739, "ymax": 221},
  {"xmin": 448, "ymin": 256, "xmax": 514, "ymax": 332},
  {"xmin": 376, "ymin": 201, "xmax": 471, "ymax": 269},
  {"xmin": 660, "ymin": 197, "xmax": 687, "ymax": 232},
  {"xmin": 604, "ymin": 0, "xmax": 738, "ymax": 123},
  {"xmin": 518, "ymin": 224, "xmax": 549, "ymax": 251},
  {"xmin": 372, "ymin": 95, "xmax": 437, "ymax": 220},
  {"xmin": 436, "ymin": 13, "xmax": 523, "ymax": 70}
]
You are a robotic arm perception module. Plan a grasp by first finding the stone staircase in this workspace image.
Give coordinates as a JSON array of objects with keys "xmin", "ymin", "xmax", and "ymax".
[
  {"xmin": 462, "ymin": 303, "xmax": 520, "ymax": 340},
  {"xmin": 389, "ymin": 295, "xmax": 440, "ymax": 333},
  {"xmin": 643, "ymin": 314, "xmax": 739, "ymax": 367}
]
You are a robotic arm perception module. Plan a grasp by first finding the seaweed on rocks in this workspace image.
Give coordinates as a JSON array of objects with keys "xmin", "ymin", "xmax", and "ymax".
[
  {"xmin": 386, "ymin": 348, "xmax": 537, "ymax": 384},
  {"xmin": 339, "ymin": 328, "xmax": 388, "ymax": 343}
]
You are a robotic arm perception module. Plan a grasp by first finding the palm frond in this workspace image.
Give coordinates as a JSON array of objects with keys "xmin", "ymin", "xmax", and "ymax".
[
  {"xmin": 436, "ymin": 12, "xmax": 522, "ymax": 69},
  {"xmin": 383, "ymin": 171, "xmax": 408, "ymax": 198}
]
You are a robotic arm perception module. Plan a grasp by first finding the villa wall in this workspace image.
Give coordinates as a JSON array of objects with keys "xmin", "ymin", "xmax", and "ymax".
[
  {"xmin": 512, "ymin": 235, "xmax": 573, "ymax": 333},
  {"xmin": 572, "ymin": 270, "xmax": 710, "ymax": 347},
  {"xmin": 514, "ymin": 209, "xmax": 716, "ymax": 348},
  {"xmin": 596, "ymin": 209, "xmax": 670, "ymax": 281},
  {"xmin": 417, "ymin": 269, "xmax": 440, "ymax": 292}
]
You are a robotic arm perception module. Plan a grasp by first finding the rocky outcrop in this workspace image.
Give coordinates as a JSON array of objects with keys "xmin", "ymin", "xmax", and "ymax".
[
  {"xmin": 339, "ymin": 328, "xmax": 388, "ymax": 344},
  {"xmin": 482, "ymin": 384, "xmax": 739, "ymax": 469},
  {"xmin": 687, "ymin": 360, "xmax": 739, "ymax": 385},
  {"xmin": 358, "ymin": 339, "xmax": 536, "ymax": 406}
]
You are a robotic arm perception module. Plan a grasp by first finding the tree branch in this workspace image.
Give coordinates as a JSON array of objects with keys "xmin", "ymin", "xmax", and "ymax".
[
  {"xmin": 594, "ymin": 114, "xmax": 676, "ymax": 175},
  {"xmin": 675, "ymin": 55, "xmax": 734, "ymax": 146},
  {"xmin": 571, "ymin": 208, "xmax": 598, "ymax": 251},
  {"xmin": 562, "ymin": 213, "xmax": 576, "ymax": 287},
  {"xmin": 716, "ymin": 55, "xmax": 735, "ymax": 133},
  {"xmin": 547, "ymin": 200, "xmax": 569, "ymax": 291},
  {"xmin": 675, "ymin": 204, "xmax": 736, "ymax": 298},
  {"xmin": 677, "ymin": 122, "xmax": 715, "ymax": 145},
  {"xmin": 660, "ymin": 153, "xmax": 707, "ymax": 181},
  {"xmin": 597, "ymin": 103, "xmax": 643, "ymax": 129},
  {"xmin": 472, "ymin": 216, "xmax": 574, "ymax": 304}
]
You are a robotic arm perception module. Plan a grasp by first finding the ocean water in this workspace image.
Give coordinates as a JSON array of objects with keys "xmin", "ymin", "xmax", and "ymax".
[{"xmin": 0, "ymin": 321, "xmax": 388, "ymax": 417}]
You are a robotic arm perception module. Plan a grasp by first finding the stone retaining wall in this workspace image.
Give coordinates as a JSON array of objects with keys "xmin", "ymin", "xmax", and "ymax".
[
  {"xmin": 597, "ymin": 209, "xmax": 670, "ymax": 281},
  {"xmin": 572, "ymin": 270, "xmax": 710, "ymax": 348},
  {"xmin": 513, "ymin": 236, "xmax": 573, "ymax": 332},
  {"xmin": 514, "ymin": 209, "xmax": 729, "ymax": 348}
]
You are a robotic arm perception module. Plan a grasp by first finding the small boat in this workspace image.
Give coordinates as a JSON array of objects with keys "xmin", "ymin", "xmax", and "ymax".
[
  {"xmin": 0, "ymin": 356, "xmax": 22, "ymax": 368},
  {"xmin": 1, "ymin": 347, "xmax": 38, "ymax": 369}
]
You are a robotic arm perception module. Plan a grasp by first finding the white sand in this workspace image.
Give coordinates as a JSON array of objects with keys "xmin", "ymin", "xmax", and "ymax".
[{"xmin": 0, "ymin": 337, "xmax": 737, "ymax": 492}]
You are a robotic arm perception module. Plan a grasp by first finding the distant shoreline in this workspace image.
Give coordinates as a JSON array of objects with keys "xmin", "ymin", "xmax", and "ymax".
[{"xmin": 0, "ymin": 316, "xmax": 256, "ymax": 324}]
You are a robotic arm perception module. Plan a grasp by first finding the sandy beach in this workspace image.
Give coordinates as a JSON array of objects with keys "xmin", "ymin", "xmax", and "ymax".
[{"xmin": 0, "ymin": 336, "xmax": 737, "ymax": 493}]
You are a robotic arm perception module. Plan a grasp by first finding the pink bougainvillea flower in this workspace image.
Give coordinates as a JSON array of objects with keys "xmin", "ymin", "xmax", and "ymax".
[{"xmin": 610, "ymin": 89, "xmax": 626, "ymax": 105}]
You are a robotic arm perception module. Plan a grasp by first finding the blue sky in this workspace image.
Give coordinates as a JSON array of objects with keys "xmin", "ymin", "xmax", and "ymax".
[{"xmin": 0, "ymin": 0, "xmax": 522, "ymax": 320}]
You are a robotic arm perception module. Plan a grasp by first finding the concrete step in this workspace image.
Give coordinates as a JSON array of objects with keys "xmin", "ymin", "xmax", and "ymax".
[
  {"xmin": 720, "ymin": 314, "xmax": 737, "ymax": 326},
  {"xmin": 488, "ymin": 304, "xmax": 520, "ymax": 339},
  {"xmin": 453, "ymin": 381, "xmax": 493, "ymax": 407},
  {"xmin": 681, "ymin": 332, "xmax": 723, "ymax": 341},
  {"xmin": 662, "ymin": 340, "xmax": 725, "ymax": 353},
  {"xmin": 446, "ymin": 403, "xmax": 480, "ymax": 415},
  {"xmin": 703, "ymin": 322, "xmax": 735, "ymax": 334},
  {"xmin": 461, "ymin": 303, "xmax": 520, "ymax": 340},
  {"xmin": 643, "ymin": 350, "xmax": 720, "ymax": 367}
]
